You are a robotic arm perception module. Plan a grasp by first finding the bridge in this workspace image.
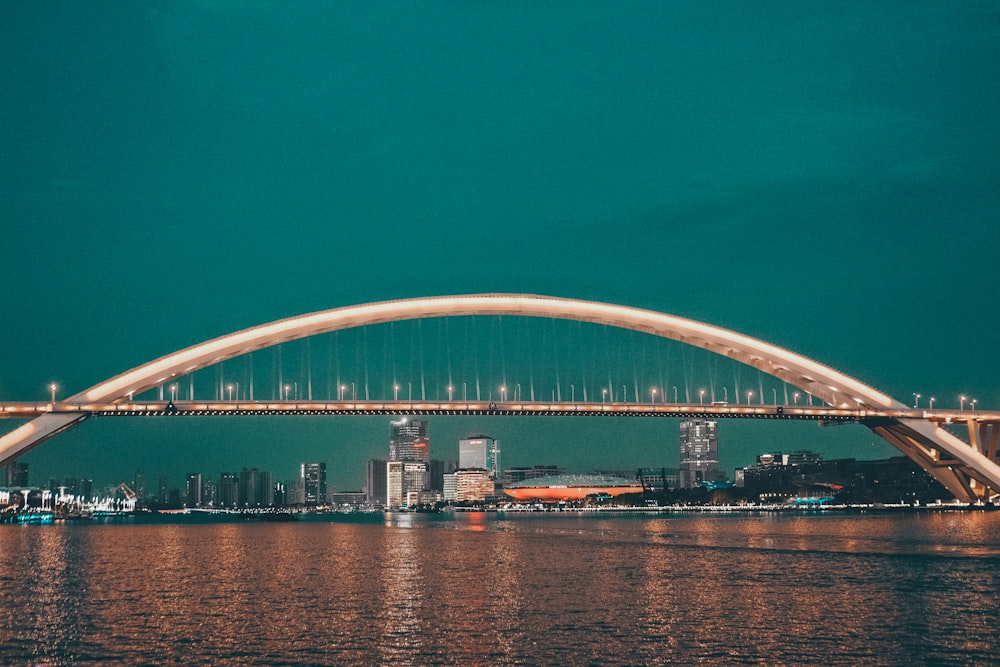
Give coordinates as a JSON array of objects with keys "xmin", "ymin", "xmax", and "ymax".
[
  {"xmin": 1, "ymin": 293, "xmax": 999, "ymax": 503},
  {"xmin": 2, "ymin": 399, "xmax": 997, "ymax": 423}
]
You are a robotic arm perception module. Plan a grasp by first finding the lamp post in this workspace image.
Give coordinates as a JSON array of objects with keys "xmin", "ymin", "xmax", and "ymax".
[
  {"xmin": 284, "ymin": 384, "xmax": 290, "ymax": 401},
  {"xmin": 651, "ymin": 387, "xmax": 657, "ymax": 404},
  {"xmin": 622, "ymin": 385, "xmax": 627, "ymax": 402},
  {"xmin": 340, "ymin": 384, "xmax": 346, "ymax": 401},
  {"xmin": 500, "ymin": 385, "xmax": 507, "ymax": 401},
  {"xmin": 971, "ymin": 398, "xmax": 977, "ymax": 412},
  {"xmin": 394, "ymin": 384, "xmax": 399, "ymax": 401},
  {"xmin": 929, "ymin": 397, "xmax": 935, "ymax": 411},
  {"xmin": 793, "ymin": 392, "xmax": 799, "ymax": 405},
  {"xmin": 170, "ymin": 383, "xmax": 178, "ymax": 401},
  {"xmin": 463, "ymin": 382, "xmax": 467, "ymax": 401},
  {"xmin": 602, "ymin": 388, "xmax": 607, "ymax": 404},
  {"xmin": 747, "ymin": 390, "xmax": 754, "ymax": 406},
  {"xmin": 227, "ymin": 384, "xmax": 233, "ymax": 401},
  {"xmin": 49, "ymin": 383, "xmax": 57, "ymax": 404},
  {"xmin": 516, "ymin": 384, "xmax": 521, "ymax": 401},
  {"xmin": 699, "ymin": 389, "xmax": 705, "ymax": 405},
  {"xmin": 448, "ymin": 385, "xmax": 453, "ymax": 401},
  {"xmin": 672, "ymin": 386, "xmax": 678, "ymax": 403},
  {"xmin": 960, "ymin": 395, "xmax": 966, "ymax": 411},
  {"xmin": 723, "ymin": 387, "xmax": 728, "ymax": 403},
  {"xmin": 913, "ymin": 393, "xmax": 921, "ymax": 409},
  {"xmin": 571, "ymin": 384, "xmax": 575, "ymax": 402}
]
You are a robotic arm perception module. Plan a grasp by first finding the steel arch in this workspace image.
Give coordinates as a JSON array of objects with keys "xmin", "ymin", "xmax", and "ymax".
[{"xmin": 2, "ymin": 293, "xmax": 997, "ymax": 501}]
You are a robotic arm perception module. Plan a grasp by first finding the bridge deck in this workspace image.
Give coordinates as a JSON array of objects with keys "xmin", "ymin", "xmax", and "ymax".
[{"xmin": 1, "ymin": 400, "xmax": 996, "ymax": 423}]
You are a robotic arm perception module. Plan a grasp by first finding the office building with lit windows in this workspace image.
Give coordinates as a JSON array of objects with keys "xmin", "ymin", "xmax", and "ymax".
[
  {"xmin": 387, "ymin": 460, "xmax": 428, "ymax": 507},
  {"xmin": 389, "ymin": 418, "xmax": 430, "ymax": 462},
  {"xmin": 301, "ymin": 462, "xmax": 327, "ymax": 505},
  {"xmin": 459, "ymin": 435, "xmax": 500, "ymax": 478},
  {"xmin": 679, "ymin": 419, "xmax": 721, "ymax": 488}
]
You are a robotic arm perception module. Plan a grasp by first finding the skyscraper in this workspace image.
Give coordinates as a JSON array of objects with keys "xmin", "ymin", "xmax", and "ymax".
[
  {"xmin": 459, "ymin": 435, "xmax": 500, "ymax": 478},
  {"xmin": 301, "ymin": 462, "xmax": 327, "ymax": 505},
  {"xmin": 185, "ymin": 473, "xmax": 202, "ymax": 508},
  {"xmin": 3, "ymin": 459, "xmax": 28, "ymax": 487},
  {"xmin": 386, "ymin": 460, "xmax": 428, "ymax": 507},
  {"xmin": 219, "ymin": 472, "xmax": 239, "ymax": 507},
  {"xmin": 679, "ymin": 419, "xmax": 721, "ymax": 488},
  {"xmin": 389, "ymin": 418, "xmax": 430, "ymax": 462},
  {"xmin": 366, "ymin": 459, "xmax": 387, "ymax": 505}
]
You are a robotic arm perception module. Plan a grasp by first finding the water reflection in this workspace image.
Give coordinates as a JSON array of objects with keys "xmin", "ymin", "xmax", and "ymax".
[
  {"xmin": 377, "ymin": 523, "xmax": 425, "ymax": 665},
  {"xmin": 1, "ymin": 512, "xmax": 998, "ymax": 665}
]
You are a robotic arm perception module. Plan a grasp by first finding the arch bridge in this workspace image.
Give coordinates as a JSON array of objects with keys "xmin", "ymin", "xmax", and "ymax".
[{"xmin": 1, "ymin": 294, "xmax": 997, "ymax": 503}]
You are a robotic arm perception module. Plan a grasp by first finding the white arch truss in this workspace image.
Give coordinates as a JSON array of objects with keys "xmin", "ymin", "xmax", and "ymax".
[{"xmin": 2, "ymin": 293, "xmax": 997, "ymax": 501}]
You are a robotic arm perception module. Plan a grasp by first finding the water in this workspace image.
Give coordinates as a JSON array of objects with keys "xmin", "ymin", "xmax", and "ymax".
[{"xmin": 2, "ymin": 510, "xmax": 998, "ymax": 666}]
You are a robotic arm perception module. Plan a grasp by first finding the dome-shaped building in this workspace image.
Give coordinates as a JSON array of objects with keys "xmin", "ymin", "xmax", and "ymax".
[{"xmin": 503, "ymin": 474, "xmax": 643, "ymax": 502}]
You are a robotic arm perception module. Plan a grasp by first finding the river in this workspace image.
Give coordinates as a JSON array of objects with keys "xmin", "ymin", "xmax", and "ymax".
[{"xmin": 2, "ymin": 510, "xmax": 998, "ymax": 665}]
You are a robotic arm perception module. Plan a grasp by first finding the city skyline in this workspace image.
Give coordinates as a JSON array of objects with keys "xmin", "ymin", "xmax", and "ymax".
[{"xmin": 2, "ymin": 3, "xmax": 998, "ymax": 490}]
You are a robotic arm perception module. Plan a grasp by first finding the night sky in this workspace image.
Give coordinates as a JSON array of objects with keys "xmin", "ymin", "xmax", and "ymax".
[{"xmin": 2, "ymin": 2, "xmax": 998, "ymax": 492}]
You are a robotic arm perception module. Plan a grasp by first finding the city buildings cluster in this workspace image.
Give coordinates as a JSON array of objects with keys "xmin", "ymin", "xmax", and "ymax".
[{"xmin": 1, "ymin": 417, "xmax": 954, "ymax": 511}]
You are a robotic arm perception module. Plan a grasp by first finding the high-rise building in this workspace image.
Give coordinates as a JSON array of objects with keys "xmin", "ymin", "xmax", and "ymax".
[
  {"xmin": 158, "ymin": 476, "xmax": 170, "ymax": 504},
  {"xmin": 443, "ymin": 473, "xmax": 457, "ymax": 502},
  {"xmin": 301, "ymin": 462, "xmax": 327, "ymax": 505},
  {"xmin": 428, "ymin": 459, "xmax": 456, "ymax": 494},
  {"xmin": 256, "ymin": 471, "xmax": 274, "ymax": 507},
  {"xmin": 386, "ymin": 460, "xmax": 428, "ymax": 507},
  {"xmin": 3, "ymin": 459, "xmax": 29, "ymax": 487},
  {"xmin": 185, "ymin": 473, "xmax": 203, "ymax": 508},
  {"xmin": 458, "ymin": 435, "xmax": 500, "ymax": 477},
  {"xmin": 679, "ymin": 419, "xmax": 721, "ymax": 488},
  {"xmin": 219, "ymin": 473, "xmax": 239, "ymax": 507},
  {"xmin": 239, "ymin": 468, "xmax": 272, "ymax": 506},
  {"xmin": 366, "ymin": 459, "xmax": 387, "ymax": 505},
  {"xmin": 239, "ymin": 468, "xmax": 257, "ymax": 506},
  {"xmin": 389, "ymin": 418, "xmax": 430, "ymax": 462},
  {"xmin": 202, "ymin": 477, "xmax": 218, "ymax": 508},
  {"xmin": 132, "ymin": 469, "xmax": 146, "ymax": 502}
]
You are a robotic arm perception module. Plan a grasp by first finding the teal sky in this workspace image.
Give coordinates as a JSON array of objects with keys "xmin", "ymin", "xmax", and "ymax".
[{"xmin": 2, "ymin": 2, "xmax": 999, "ymax": 491}]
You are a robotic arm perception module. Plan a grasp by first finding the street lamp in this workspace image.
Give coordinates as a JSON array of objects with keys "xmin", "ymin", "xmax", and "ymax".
[
  {"xmin": 747, "ymin": 390, "xmax": 754, "ymax": 405},
  {"xmin": 772, "ymin": 388, "xmax": 777, "ymax": 405},
  {"xmin": 971, "ymin": 398, "xmax": 977, "ymax": 412},
  {"xmin": 929, "ymin": 397, "xmax": 935, "ymax": 411},
  {"xmin": 602, "ymin": 388, "xmax": 607, "ymax": 404},
  {"xmin": 571, "ymin": 384, "xmax": 575, "ymax": 402},
  {"xmin": 394, "ymin": 384, "xmax": 399, "ymax": 401},
  {"xmin": 516, "ymin": 383, "xmax": 521, "ymax": 401},
  {"xmin": 913, "ymin": 393, "xmax": 921, "ymax": 409},
  {"xmin": 960, "ymin": 395, "xmax": 966, "ymax": 411},
  {"xmin": 699, "ymin": 389, "xmax": 705, "ymax": 405},
  {"xmin": 227, "ymin": 384, "xmax": 233, "ymax": 401},
  {"xmin": 284, "ymin": 384, "xmax": 290, "ymax": 400},
  {"xmin": 49, "ymin": 383, "xmax": 57, "ymax": 404},
  {"xmin": 793, "ymin": 392, "xmax": 799, "ymax": 405},
  {"xmin": 672, "ymin": 386, "xmax": 678, "ymax": 403},
  {"xmin": 448, "ymin": 385, "xmax": 453, "ymax": 401},
  {"xmin": 170, "ymin": 383, "xmax": 178, "ymax": 401},
  {"xmin": 651, "ymin": 387, "xmax": 657, "ymax": 404},
  {"xmin": 722, "ymin": 387, "xmax": 728, "ymax": 403},
  {"xmin": 622, "ymin": 385, "xmax": 627, "ymax": 402},
  {"xmin": 500, "ymin": 385, "xmax": 507, "ymax": 401}
]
